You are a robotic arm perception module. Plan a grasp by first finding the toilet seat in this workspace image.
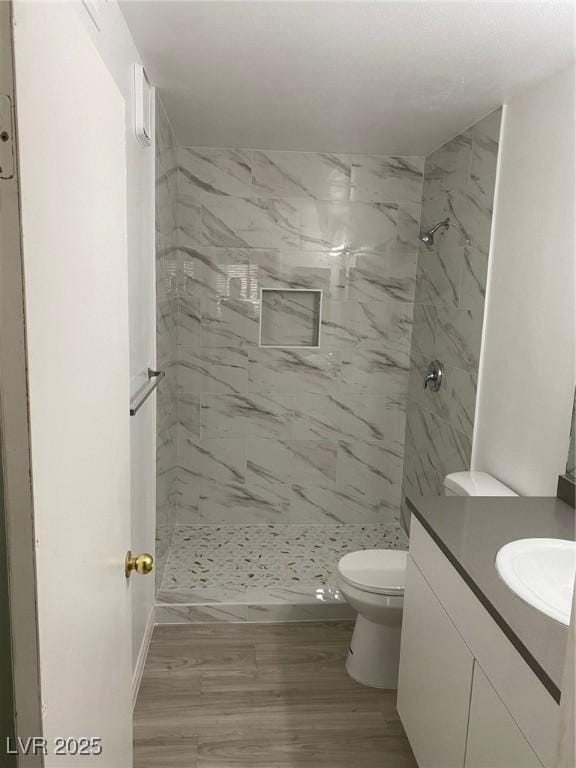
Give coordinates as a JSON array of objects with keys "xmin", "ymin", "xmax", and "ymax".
[{"xmin": 337, "ymin": 549, "xmax": 407, "ymax": 596}]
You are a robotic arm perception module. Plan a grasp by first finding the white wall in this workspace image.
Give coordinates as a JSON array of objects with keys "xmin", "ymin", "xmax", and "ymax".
[
  {"xmin": 78, "ymin": 1, "xmax": 156, "ymax": 675},
  {"xmin": 473, "ymin": 66, "xmax": 575, "ymax": 495}
]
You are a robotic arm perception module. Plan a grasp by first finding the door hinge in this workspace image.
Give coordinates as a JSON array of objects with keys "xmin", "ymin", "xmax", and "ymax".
[{"xmin": 0, "ymin": 94, "xmax": 14, "ymax": 180}]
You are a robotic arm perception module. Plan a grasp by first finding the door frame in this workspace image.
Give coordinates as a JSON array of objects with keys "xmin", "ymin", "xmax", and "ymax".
[{"xmin": 0, "ymin": 2, "xmax": 43, "ymax": 764}]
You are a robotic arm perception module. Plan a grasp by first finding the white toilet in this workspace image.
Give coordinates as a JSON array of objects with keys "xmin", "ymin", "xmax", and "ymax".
[{"xmin": 337, "ymin": 471, "xmax": 517, "ymax": 688}]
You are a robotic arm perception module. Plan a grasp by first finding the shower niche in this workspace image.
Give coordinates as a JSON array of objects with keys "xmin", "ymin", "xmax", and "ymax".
[{"xmin": 259, "ymin": 288, "xmax": 322, "ymax": 348}]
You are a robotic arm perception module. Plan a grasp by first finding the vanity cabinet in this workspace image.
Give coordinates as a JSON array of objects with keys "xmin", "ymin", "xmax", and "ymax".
[
  {"xmin": 397, "ymin": 559, "xmax": 474, "ymax": 767},
  {"xmin": 466, "ymin": 663, "xmax": 542, "ymax": 768},
  {"xmin": 398, "ymin": 518, "xmax": 556, "ymax": 768}
]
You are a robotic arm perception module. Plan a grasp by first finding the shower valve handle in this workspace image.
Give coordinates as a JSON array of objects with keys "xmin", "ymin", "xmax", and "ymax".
[{"xmin": 424, "ymin": 360, "xmax": 444, "ymax": 392}]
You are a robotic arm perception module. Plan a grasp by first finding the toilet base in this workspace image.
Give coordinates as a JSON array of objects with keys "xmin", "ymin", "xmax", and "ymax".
[{"xmin": 345, "ymin": 613, "xmax": 402, "ymax": 689}]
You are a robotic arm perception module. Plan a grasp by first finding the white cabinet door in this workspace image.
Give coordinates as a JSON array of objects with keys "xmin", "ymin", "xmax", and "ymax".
[
  {"xmin": 465, "ymin": 663, "xmax": 543, "ymax": 768},
  {"xmin": 397, "ymin": 556, "xmax": 474, "ymax": 768}
]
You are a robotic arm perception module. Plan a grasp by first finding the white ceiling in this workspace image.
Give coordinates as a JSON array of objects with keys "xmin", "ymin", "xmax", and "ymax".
[{"xmin": 120, "ymin": 1, "xmax": 575, "ymax": 155}]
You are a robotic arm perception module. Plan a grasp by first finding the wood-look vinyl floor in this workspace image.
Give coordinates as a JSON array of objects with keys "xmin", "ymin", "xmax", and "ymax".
[{"xmin": 133, "ymin": 621, "xmax": 417, "ymax": 768}]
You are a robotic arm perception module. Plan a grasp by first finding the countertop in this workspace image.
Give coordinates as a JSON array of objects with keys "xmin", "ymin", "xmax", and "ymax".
[{"xmin": 406, "ymin": 495, "xmax": 575, "ymax": 703}]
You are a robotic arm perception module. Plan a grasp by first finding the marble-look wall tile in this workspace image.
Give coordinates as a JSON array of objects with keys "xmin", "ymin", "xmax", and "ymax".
[
  {"xmin": 337, "ymin": 441, "xmax": 404, "ymax": 505},
  {"xmin": 155, "ymin": 603, "xmax": 247, "ymax": 624},
  {"xmin": 401, "ymin": 109, "xmax": 501, "ymax": 509},
  {"xmin": 405, "ymin": 407, "xmax": 472, "ymax": 483},
  {"xmin": 351, "ymin": 156, "xmax": 425, "ymax": 204},
  {"xmin": 157, "ymin": 385, "xmax": 177, "ymax": 435},
  {"xmin": 424, "ymin": 133, "xmax": 472, "ymax": 187},
  {"xmin": 156, "ymin": 163, "xmax": 177, "ymax": 238},
  {"xmin": 157, "ymin": 422, "xmax": 177, "ymax": 476},
  {"xmin": 249, "ymin": 249, "xmax": 332, "ymax": 295},
  {"xmin": 154, "ymin": 522, "xmax": 173, "ymax": 591},
  {"xmin": 340, "ymin": 346, "xmax": 410, "ymax": 399},
  {"xmin": 245, "ymin": 585, "xmax": 344, "ymax": 605},
  {"xmin": 459, "ymin": 245, "xmax": 489, "ymax": 312},
  {"xmin": 157, "ymin": 586, "xmax": 247, "ymax": 604},
  {"xmin": 248, "ymin": 348, "xmax": 341, "ymax": 394},
  {"xmin": 321, "ymin": 300, "xmax": 412, "ymax": 349},
  {"xmin": 412, "ymin": 265, "xmax": 486, "ymax": 373},
  {"xmin": 252, "ymin": 151, "xmax": 351, "ymax": 200},
  {"xmin": 178, "ymin": 147, "xmax": 252, "ymax": 197},
  {"xmin": 396, "ymin": 202, "xmax": 422, "ymax": 256},
  {"xmin": 293, "ymin": 393, "xmax": 405, "ymax": 444},
  {"xmin": 201, "ymin": 393, "xmax": 294, "ymax": 438},
  {"xmin": 178, "ymin": 393, "xmax": 201, "ymax": 437},
  {"xmin": 155, "ymin": 232, "xmax": 178, "ymax": 303},
  {"xmin": 179, "ymin": 431, "xmax": 246, "ymax": 484},
  {"xmin": 178, "ymin": 296, "xmax": 202, "ymax": 347},
  {"xmin": 301, "ymin": 200, "xmax": 397, "ymax": 253},
  {"xmin": 408, "ymin": 362, "xmax": 477, "ymax": 440},
  {"xmin": 156, "ymin": 98, "xmax": 177, "ymax": 184},
  {"xmin": 174, "ymin": 470, "xmax": 199, "ymax": 523},
  {"xmin": 201, "ymin": 195, "xmax": 301, "ymax": 250},
  {"xmin": 287, "ymin": 485, "xmax": 401, "ymax": 525},
  {"xmin": 415, "ymin": 246, "xmax": 462, "ymax": 308},
  {"xmin": 446, "ymin": 187, "xmax": 493, "ymax": 256},
  {"xmin": 345, "ymin": 264, "xmax": 416, "ymax": 304},
  {"xmin": 201, "ymin": 298, "xmax": 260, "ymax": 347},
  {"xmin": 402, "ymin": 454, "xmax": 445, "ymax": 504},
  {"xmin": 409, "ymin": 304, "xmax": 437, "ymax": 367},
  {"xmin": 434, "ymin": 304, "xmax": 483, "ymax": 371},
  {"xmin": 156, "ymin": 467, "xmax": 176, "ymax": 522},
  {"xmin": 467, "ymin": 111, "xmax": 500, "ymax": 200},
  {"xmin": 179, "ymin": 247, "xmax": 252, "ymax": 300},
  {"xmin": 178, "ymin": 346, "xmax": 248, "ymax": 394},
  {"xmin": 176, "ymin": 194, "xmax": 202, "ymax": 248},
  {"xmin": 288, "ymin": 485, "xmax": 351, "ymax": 524},
  {"xmin": 154, "ymin": 601, "xmax": 357, "ymax": 624},
  {"xmin": 419, "ymin": 181, "xmax": 459, "ymax": 250},
  {"xmin": 156, "ymin": 299, "xmax": 176, "ymax": 358},
  {"xmin": 247, "ymin": 439, "xmax": 337, "ymax": 488},
  {"xmin": 157, "ymin": 298, "xmax": 176, "ymax": 362},
  {"xmin": 198, "ymin": 479, "xmax": 290, "ymax": 524},
  {"xmin": 155, "ymin": 95, "xmax": 179, "ymax": 591}
]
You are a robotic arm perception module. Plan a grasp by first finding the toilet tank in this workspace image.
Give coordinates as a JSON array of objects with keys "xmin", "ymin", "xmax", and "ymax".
[{"xmin": 444, "ymin": 471, "xmax": 518, "ymax": 497}]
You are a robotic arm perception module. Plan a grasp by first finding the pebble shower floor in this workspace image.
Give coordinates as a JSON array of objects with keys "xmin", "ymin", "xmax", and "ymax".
[{"xmin": 157, "ymin": 523, "xmax": 408, "ymax": 621}]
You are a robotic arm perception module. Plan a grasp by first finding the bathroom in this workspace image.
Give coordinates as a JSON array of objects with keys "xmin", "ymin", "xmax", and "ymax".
[{"xmin": 0, "ymin": 1, "xmax": 574, "ymax": 766}]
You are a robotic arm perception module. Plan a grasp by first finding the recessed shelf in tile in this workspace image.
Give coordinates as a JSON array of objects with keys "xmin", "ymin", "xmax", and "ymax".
[{"xmin": 260, "ymin": 288, "xmax": 322, "ymax": 348}]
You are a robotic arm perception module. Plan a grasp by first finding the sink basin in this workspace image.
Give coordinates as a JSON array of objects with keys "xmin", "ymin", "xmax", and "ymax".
[{"xmin": 496, "ymin": 538, "xmax": 576, "ymax": 625}]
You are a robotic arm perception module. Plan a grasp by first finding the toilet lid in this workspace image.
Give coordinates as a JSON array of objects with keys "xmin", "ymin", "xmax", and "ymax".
[{"xmin": 337, "ymin": 549, "xmax": 407, "ymax": 595}]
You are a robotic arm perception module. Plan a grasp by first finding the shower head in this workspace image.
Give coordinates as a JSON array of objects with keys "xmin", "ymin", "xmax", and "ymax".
[{"xmin": 419, "ymin": 218, "xmax": 450, "ymax": 246}]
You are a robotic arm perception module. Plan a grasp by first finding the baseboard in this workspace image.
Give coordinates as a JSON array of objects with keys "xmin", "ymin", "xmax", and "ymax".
[{"xmin": 132, "ymin": 605, "xmax": 155, "ymax": 709}]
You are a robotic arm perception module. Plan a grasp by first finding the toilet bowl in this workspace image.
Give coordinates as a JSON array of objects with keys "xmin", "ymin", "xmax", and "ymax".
[
  {"xmin": 337, "ymin": 471, "xmax": 518, "ymax": 688},
  {"xmin": 337, "ymin": 549, "xmax": 406, "ymax": 688}
]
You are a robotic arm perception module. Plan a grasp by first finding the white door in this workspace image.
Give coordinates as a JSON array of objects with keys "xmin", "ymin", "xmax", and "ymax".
[{"xmin": 13, "ymin": 3, "xmax": 132, "ymax": 765}]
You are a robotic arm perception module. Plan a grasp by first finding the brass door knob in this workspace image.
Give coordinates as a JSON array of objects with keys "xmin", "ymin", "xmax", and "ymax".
[{"xmin": 125, "ymin": 551, "xmax": 154, "ymax": 578}]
